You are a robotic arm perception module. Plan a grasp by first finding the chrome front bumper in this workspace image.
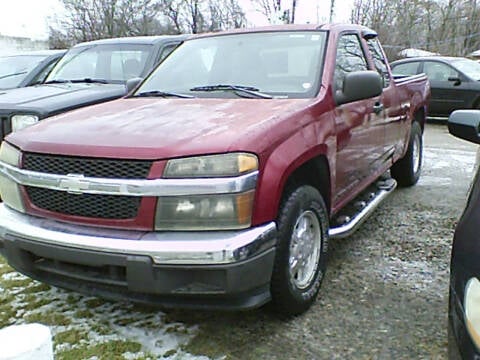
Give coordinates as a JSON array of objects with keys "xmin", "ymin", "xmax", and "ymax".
[{"xmin": 0, "ymin": 204, "xmax": 277, "ymax": 265}]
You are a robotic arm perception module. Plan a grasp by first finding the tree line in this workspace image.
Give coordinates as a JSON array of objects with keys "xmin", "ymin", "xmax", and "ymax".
[
  {"xmin": 49, "ymin": 0, "xmax": 306, "ymax": 48},
  {"xmin": 351, "ymin": 0, "xmax": 480, "ymax": 59},
  {"xmin": 49, "ymin": 0, "xmax": 247, "ymax": 48},
  {"xmin": 50, "ymin": 0, "xmax": 480, "ymax": 58}
]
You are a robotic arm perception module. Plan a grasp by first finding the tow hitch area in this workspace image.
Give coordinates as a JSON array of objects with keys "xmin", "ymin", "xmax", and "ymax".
[{"xmin": 329, "ymin": 177, "xmax": 397, "ymax": 239}]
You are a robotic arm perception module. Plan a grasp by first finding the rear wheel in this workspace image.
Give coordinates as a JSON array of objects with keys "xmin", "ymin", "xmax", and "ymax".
[
  {"xmin": 271, "ymin": 185, "xmax": 328, "ymax": 315},
  {"xmin": 391, "ymin": 121, "xmax": 423, "ymax": 187}
]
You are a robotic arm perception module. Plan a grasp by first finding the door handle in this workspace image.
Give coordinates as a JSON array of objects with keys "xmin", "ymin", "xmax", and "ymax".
[{"xmin": 373, "ymin": 102, "xmax": 384, "ymax": 114}]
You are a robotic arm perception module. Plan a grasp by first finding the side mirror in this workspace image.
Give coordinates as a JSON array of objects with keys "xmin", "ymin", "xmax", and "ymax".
[
  {"xmin": 335, "ymin": 70, "xmax": 383, "ymax": 106},
  {"xmin": 448, "ymin": 76, "xmax": 462, "ymax": 86},
  {"xmin": 448, "ymin": 110, "xmax": 480, "ymax": 144},
  {"xmin": 126, "ymin": 77, "xmax": 143, "ymax": 93}
]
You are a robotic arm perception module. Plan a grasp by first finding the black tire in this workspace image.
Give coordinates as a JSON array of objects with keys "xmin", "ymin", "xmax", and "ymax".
[
  {"xmin": 271, "ymin": 185, "xmax": 328, "ymax": 315},
  {"xmin": 391, "ymin": 121, "xmax": 423, "ymax": 187}
]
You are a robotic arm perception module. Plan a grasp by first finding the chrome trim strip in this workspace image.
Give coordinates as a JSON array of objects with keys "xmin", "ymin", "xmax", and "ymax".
[
  {"xmin": 328, "ymin": 179, "xmax": 397, "ymax": 239},
  {"xmin": 426, "ymin": 116, "xmax": 448, "ymax": 121},
  {"xmin": 0, "ymin": 204, "xmax": 277, "ymax": 265},
  {"xmin": 0, "ymin": 161, "xmax": 258, "ymax": 196}
]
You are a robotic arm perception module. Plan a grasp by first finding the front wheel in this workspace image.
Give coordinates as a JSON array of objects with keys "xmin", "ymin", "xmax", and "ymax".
[
  {"xmin": 391, "ymin": 121, "xmax": 423, "ymax": 187},
  {"xmin": 270, "ymin": 185, "xmax": 328, "ymax": 315}
]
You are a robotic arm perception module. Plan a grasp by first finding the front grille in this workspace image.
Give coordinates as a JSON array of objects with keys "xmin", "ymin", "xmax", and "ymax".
[
  {"xmin": 26, "ymin": 187, "xmax": 140, "ymax": 219},
  {"xmin": 23, "ymin": 153, "xmax": 152, "ymax": 179}
]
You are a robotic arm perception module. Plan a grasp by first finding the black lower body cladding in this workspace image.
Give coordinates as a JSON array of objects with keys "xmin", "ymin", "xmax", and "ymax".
[{"xmin": 1, "ymin": 234, "xmax": 276, "ymax": 310}]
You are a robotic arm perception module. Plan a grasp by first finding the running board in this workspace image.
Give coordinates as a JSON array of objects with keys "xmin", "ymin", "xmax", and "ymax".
[{"xmin": 328, "ymin": 178, "xmax": 397, "ymax": 239}]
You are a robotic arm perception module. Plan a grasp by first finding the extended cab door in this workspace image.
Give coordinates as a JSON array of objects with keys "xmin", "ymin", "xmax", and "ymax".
[
  {"xmin": 333, "ymin": 33, "xmax": 385, "ymax": 202},
  {"xmin": 366, "ymin": 37, "xmax": 405, "ymax": 162}
]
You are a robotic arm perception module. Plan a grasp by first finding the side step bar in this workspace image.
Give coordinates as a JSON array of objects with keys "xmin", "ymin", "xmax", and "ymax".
[{"xmin": 328, "ymin": 178, "xmax": 397, "ymax": 239}]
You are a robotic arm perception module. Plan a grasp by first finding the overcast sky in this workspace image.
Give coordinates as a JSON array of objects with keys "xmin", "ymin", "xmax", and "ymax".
[{"xmin": 0, "ymin": 0, "xmax": 354, "ymax": 40}]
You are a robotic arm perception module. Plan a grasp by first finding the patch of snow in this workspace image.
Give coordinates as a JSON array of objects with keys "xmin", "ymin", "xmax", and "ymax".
[
  {"xmin": 0, "ymin": 323, "xmax": 53, "ymax": 360},
  {"xmin": 376, "ymin": 256, "xmax": 449, "ymax": 295},
  {"xmin": 3, "ymin": 282, "xmax": 208, "ymax": 359}
]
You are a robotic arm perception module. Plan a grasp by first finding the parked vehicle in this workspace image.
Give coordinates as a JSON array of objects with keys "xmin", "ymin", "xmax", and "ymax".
[
  {"xmin": 391, "ymin": 56, "xmax": 480, "ymax": 119},
  {"xmin": 447, "ymin": 110, "xmax": 480, "ymax": 359},
  {"xmin": 0, "ymin": 35, "xmax": 186, "ymax": 137},
  {"xmin": 0, "ymin": 50, "xmax": 65, "ymax": 90},
  {"xmin": 0, "ymin": 24, "xmax": 430, "ymax": 315}
]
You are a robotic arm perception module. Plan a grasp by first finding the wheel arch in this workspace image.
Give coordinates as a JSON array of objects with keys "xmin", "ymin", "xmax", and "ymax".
[
  {"xmin": 414, "ymin": 105, "xmax": 426, "ymax": 132},
  {"xmin": 253, "ymin": 150, "xmax": 332, "ymax": 225},
  {"xmin": 281, "ymin": 155, "xmax": 331, "ymax": 214}
]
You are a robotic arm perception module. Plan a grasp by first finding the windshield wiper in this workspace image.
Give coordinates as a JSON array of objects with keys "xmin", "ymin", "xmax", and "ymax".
[
  {"xmin": 133, "ymin": 90, "xmax": 193, "ymax": 98},
  {"xmin": 45, "ymin": 78, "xmax": 110, "ymax": 84},
  {"xmin": 190, "ymin": 84, "xmax": 273, "ymax": 99},
  {"xmin": 70, "ymin": 78, "xmax": 109, "ymax": 84},
  {"xmin": 44, "ymin": 79, "xmax": 70, "ymax": 84},
  {"xmin": 0, "ymin": 71, "xmax": 27, "ymax": 80}
]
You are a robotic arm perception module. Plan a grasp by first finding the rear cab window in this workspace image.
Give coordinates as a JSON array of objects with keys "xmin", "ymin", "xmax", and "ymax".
[{"xmin": 366, "ymin": 38, "xmax": 390, "ymax": 87}]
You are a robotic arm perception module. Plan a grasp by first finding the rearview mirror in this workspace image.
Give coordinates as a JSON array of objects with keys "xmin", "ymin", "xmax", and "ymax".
[
  {"xmin": 335, "ymin": 70, "xmax": 383, "ymax": 106},
  {"xmin": 448, "ymin": 110, "xmax": 480, "ymax": 144}
]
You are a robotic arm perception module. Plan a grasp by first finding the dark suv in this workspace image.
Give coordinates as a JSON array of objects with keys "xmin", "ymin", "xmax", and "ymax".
[
  {"xmin": 391, "ymin": 56, "xmax": 480, "ymax": 119},
  {"xmin": 0, "ymin": 35, "xmax": 187, "ymax": 138},
  {"xmin": 447, "ymin": 109, "xmax": 480, "ymax": 358}
]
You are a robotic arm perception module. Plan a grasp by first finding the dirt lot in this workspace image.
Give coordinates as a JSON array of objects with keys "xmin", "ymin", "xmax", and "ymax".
[{"xmin": 0, "ymin": 122, "xmax": 476, "ymax": 359}]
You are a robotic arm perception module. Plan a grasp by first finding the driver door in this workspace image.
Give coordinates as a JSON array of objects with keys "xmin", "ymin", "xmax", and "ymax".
[{"xmin": 333, "ymin": 33, "xmax": 385, "ymax": 204}]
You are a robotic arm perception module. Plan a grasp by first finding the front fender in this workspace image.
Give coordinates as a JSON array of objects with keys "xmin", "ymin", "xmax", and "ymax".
[{"xmin": 251, "ymin": 111, "xmax": 335, "ymax": 225}]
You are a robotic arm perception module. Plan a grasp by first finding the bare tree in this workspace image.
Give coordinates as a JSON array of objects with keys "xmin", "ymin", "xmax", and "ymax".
[
  {"xmin": 159, "ymin": 0, "xmax": 245, "ymax": 34},
  {"xmin": 251, "ymin": 0, "xmax": 282, "ymax": 23},
  {"xmin": 329, "ymin": 0, "xmax": 335, "ymax": 22},
  {"xmin": 49, "ymin": 0, "xmax": 167, "ymax": 45},
  {"xmin": 350, "ymin": 0, "xmax": 480, "ymax": 58},
  {"xmin": 50, "ymin": 0, "xmax": 246, "ymax": 46},
  {"xmin": 250, "ymin": 0, "xmax": 296, "ymax": 24}
]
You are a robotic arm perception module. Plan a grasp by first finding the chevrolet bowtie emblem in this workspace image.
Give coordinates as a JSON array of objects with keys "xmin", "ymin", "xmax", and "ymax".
[{"xmin": 58, "ymin": 174, "xmax": 89, "ymax": 194}]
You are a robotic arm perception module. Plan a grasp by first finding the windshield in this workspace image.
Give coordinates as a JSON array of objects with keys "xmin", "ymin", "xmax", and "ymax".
[
  {"xmin": 450, "ymin": 58, "xmax": 480, "ymax": 80},
  {"xmin": 0, "ymin": 55, "xmax": 47, "ymax": 88},
  {"xmin": 46, "ymin": 44, "xmax": 152, "ymax": 83},
  {"xmin": 136, "ymin": 31, "xmax": 326, "ymax": 98}
]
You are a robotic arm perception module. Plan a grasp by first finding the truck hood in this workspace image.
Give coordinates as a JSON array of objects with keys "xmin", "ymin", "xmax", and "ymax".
[
  {"xmin": 8, "ymin": 97, "xmax": 316, "ymax": 159},
  {"xmin": 0, "ymin": 83, "xmax": 127, "ymax": 118}
]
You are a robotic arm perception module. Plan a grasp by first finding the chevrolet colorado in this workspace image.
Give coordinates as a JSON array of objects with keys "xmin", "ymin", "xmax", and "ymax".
[{"xmin": 0, "ymin": 24, "xmax": 430, "ymax": 315}]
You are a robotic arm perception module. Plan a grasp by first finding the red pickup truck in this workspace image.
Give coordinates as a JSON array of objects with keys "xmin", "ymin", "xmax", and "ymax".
[{"xmin": 0, "ymin": 24, "xmax": 429, "ymax": 315}]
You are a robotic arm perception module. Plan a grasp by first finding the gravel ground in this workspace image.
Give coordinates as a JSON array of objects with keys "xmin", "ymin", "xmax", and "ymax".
[{"xmin": 0, "ymin": 122, "xmax": 476, "ymax": 359}]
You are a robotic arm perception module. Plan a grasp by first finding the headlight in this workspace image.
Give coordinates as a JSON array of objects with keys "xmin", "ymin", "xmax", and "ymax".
[
  {"xmin": 11, "ymin": 114, "xmax": 39, "ymax": 132},
  {"xmin": 465, "ymin": 277, "xmax": 480, "ymax": 349},
  {"xmin": 164, "ymin": 153, "xmax": 258, "ymax": 178},
  {"xmin": 0, "ymin": 142, "xmax": 24, "ymax": 212},
  {"xmin": 0, "ymin": 141, "xmax": 20, "ymax": 166},
  {"xmin": 155, "ymin": 190, "xmax": 255, "ymax": 230}
]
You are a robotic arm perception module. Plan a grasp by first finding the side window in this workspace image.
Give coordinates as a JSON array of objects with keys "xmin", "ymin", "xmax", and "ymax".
[
  {"xmin": 423, "ymin": 61, "xmax": 458, "ymax": 81},
  {"xmin": 391, "ymin": 62, "xmax": 420, "ymax": 76},
  {"xmin": 334, "ymin": 34, "xmax": 368, "ymax": 91},
  {"xmin": 367, "ymin": 38, "xmax": 390, "ymax": 87}
]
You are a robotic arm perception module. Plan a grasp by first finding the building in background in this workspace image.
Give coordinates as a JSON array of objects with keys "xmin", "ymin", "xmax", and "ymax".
[{"xmin": 0, "ymin": 35, "xmax": 48, "ymax": 55}]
